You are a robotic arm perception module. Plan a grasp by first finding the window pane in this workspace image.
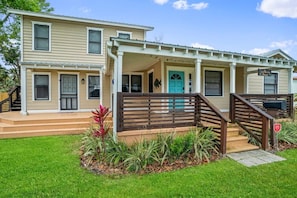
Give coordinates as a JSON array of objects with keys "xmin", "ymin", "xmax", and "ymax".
[
  {"xmin": 122, "ymin": 75, "xmax": 129, "ymax": 92},
  {"xmin": 88, "ymin": 76, "xmax": 100, "ymax": 99},
  {"xmin": 88, "ymin": 30, "xmax": 101, "ymax": 54},
  {"xmin": 264, "ymin": 73, "xmax": 277, "ymax": 94},
  {"xmin": 205, "ymin": 71, "xmax": 222, "ymax": 96},
  {"xmin": 34, "ymin": 24, "xmax": 49, "ymax": 51},
  {"xmin": 35, "ymin": 75, "xmax": 49, "ymax": 100},
  {"xmin": 118, "ymin": 33, "xmax": 130, "ymax": 39},
  {"xmin": 131, "ymin": 75, "xmax": 142, "ymax": 92}
]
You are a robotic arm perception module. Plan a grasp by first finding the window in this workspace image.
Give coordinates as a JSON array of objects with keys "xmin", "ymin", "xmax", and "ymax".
[
  {"xmin": 33, "ymin": 23, "xmax": 50, "ymax": 51},
  {"xmin": 88, "ymin": 28, "xmax": 102, "ymax": 54},
  {"xmin": 205, "ymin": 70, "xmax": 223, "ymax": 96},
  {"xmin": 88, "ymin": 75, "xmax": 100, "ymax": 99},
  {"xmin": 34, "ymin": 74, "xmax": 49, "ymax": 100},
  {"xmin": 117, "ymin": 31, "xmax": 132, "ymax": 39},
  {"xmin": 122, "ymin": 74, "xmax": 142, "ymax": 92},
  {"xmin": 264, "ymin": 73, "xmax": 278, "ymax": 94}
]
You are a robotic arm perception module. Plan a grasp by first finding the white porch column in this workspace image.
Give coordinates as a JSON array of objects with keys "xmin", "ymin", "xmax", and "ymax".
[
  {"xmin": 195, "ymin": 59, "xmax": 202, "ymax": 93},
  {"xmin": 288, "ymin": 67, "xmax": 294, "ymax": 93},
  {"xmin": 117, "ymin": 51, "xmax": 123, "ymax": 92},
  {"xmin": 20, "ymin": 66, "xmax": 27, "ymax": 115},
  {"xmin": 230, "ymin": 62, "xmax": 236, "ymax": 94}
]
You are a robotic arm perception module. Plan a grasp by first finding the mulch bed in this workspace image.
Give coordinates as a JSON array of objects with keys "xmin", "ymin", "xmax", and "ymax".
[{"xmin": 81, "ymin": 143, "xmax": 296, "ymax": 176}]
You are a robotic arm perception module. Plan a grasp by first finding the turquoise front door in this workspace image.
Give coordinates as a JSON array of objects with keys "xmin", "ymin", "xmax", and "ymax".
[{"xmin": 168, "ymin": 71, "xmax": 184, "ymax": 109}]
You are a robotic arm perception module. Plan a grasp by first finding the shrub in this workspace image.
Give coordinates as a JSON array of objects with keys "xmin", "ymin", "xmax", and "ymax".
[
  {"xmin": 124, "ymin": 140, "xmax": 159, "ymax": 172},
  {"xmin": 277, "ymin": 121, "xmax": 297, "ymax": 144},
  {"xmin": 105, "ymin": 134, "xmax": 129, "ymax": 166},
  {"xmin": 156, "ymin": 133, "xmax": 174, "ymax": 165}
]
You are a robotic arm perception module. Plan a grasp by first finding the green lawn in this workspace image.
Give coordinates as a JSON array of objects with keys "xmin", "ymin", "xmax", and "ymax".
[{"xmin": 0, "ymin": 135, "xmax": 296, "ymax": 197}]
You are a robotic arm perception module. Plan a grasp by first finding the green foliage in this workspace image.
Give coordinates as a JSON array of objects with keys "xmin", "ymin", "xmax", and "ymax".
[
  {"xmin": 277, "ymin": 121, "xmax": 297, "ymax": 144},
  {"xmin": 124, "ymin": 140, "xmax": 159, "ymax": 172},
  {"xmin": 0, "ymin": 0, "xmax": 54, "ymax": 90},
  {"xmin": 156, "ymin": 133, "xmax": 174, "ymax": 165},
  {"xmin": 105, "ymin": 134, "xmax": 129, "ymax": 166}
]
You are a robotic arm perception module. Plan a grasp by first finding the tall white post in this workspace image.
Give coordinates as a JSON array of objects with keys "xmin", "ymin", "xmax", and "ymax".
[
  {"xmin": 230, "ymin": 62, "xmax": 236, "ymax": 94},
  {"xmin": 288, "ymin": 67, "xmax": 294, "ymax": 93},
  {"xmin": 117, "ymin": 51, "xmax": 123, "ymax": 92},
  {"xmin": 20, "ymin": 66, "xmax": 27, "ymax": 115},
  {"xmin": 195, "ymin": 59, "xmax": 202, "ymax": 93}
]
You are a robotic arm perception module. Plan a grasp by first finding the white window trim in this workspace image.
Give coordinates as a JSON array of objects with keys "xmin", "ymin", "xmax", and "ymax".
[
  {"xmin": 117, "ymin": 30, "xmax": 132, "ymax": 39},
  {"xmin": 32, "ymin": 72, "xmax": 51, "ymax": 101},
  {"xmin": 122, "ymin": 73, "xmax": 143, "ymax": 93},
  {"xmin": 263, "ymin": 71, "xmax": 279, "ymax": 94},
  {"xmin": 203, "ymin": 67, "xmax": 225, "ymax": 97},
  {"xmin": 86, "ymin": 73, "xmax": 100, "ymax": 100},
  {"xmin": 32, "ymin": 21, "xmax": 52, "ymax": 52},
  {"xmin": 87, "ymin": 27, "xmax": 103, "ymax": 55}
]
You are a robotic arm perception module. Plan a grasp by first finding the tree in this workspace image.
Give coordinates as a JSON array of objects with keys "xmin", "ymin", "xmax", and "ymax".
[{"xmin": 0, "ymin": 0, "xmax": 53, "ymax": 92}]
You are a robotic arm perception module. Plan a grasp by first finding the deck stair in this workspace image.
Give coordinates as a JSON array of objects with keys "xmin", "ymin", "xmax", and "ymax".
[
  {"xmin": 226, "ymin": 123, "xmax": 259, "ymax": 153},
  {"xmin": 0, "ymin": 112, "xmax": 113, "ymax": 139}
]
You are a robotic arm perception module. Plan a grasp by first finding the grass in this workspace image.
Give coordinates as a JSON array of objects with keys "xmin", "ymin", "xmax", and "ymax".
[{"xmin": 0, "ymin": 135, "xmax": 297, "ymax": 197}]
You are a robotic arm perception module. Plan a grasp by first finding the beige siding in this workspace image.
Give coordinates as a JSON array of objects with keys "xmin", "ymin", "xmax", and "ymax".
[
  {"xmin": 23, "ymin": 16, "xmax": 145, "ymax": 64},
  {"xmin": 145, "ymin": 61, "xmax": 162, "ymax": 93},
  {"xmin": 247, "ymin": 67, "xmax": 289, "ymax": 94},
  {"xmin": 235, "ymin": 67, "xmax": 244, "ymax": 94}
]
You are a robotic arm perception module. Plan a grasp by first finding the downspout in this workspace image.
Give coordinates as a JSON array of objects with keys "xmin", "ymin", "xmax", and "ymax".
[{"xmin": 107, "ymin": 41, "xmax": 118, "ymax": 141}]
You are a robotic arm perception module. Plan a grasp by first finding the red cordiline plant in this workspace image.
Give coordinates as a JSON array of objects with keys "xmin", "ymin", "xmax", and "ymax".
[{"xmin": 92, "ymin": 104, "xmax": 111, "ymax": 154}]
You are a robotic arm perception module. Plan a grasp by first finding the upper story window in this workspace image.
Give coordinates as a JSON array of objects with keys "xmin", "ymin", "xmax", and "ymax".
[
  {"xmin": 32, "ymin": 22, "xmax": 51, "ymax": 51},
  {"xmin": 117, "ymin": 31, "xmax": 132, "ymax": 39},
  {"xmin": 204, "ymin": 70, "xmax": 223, "ymax": 96},
  {"xmin": 87, "ymin": 28, "xmax": 102, "ymax": 54},
  {"xmin": 264, "ymin": 73, "xmax": 278, "ymax": 94}
]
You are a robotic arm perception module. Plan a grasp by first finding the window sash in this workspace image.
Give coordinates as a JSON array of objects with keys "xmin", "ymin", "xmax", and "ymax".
[
  {"xmin": 34, "ymin": 75, "xmax": 49, "ymax": 100},
  {"xmin": 118, "ymin": 33, "xmax": 131, "ymax": 39},
  {"xmin": 34, "ymin": 24, "xmax": 49, "ymax": 51},
  {"xmin": 88, "ymin": 76, "xmax": 100, "ymax": 99},
  {"xmin": 205, "ymin": 71, "xmax": 222, "ymax": 96},
  {"xmin": 122, "ymin": 74, "xmax": 142, "ymax": 93},
  {"xmin": 264, "ymin": 73, "xmax": 278, "ymax": 94},
  {"xmin": 88, "ymin": 30, "xmax": 101, "ymax": 54}
]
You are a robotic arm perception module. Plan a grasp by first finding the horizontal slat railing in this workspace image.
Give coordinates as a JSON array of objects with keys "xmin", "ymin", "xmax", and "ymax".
[
  {"xmin": 117, "ymin": 92, "xmax": 229, "ymax": 154},
  {"xmin": 239, "ymin": 94, "xmax": 294, "ymax": 119},
  {"xmin": 230, "ymin": 94, "xmax": 275, "ymax": 150},
  {"xmin": 0, "ymin": 86, "xmax": 20, "ymax": 113},
  {"xmin": 197, "ymin": 93, "xmax": 229, "ymax": 154}
]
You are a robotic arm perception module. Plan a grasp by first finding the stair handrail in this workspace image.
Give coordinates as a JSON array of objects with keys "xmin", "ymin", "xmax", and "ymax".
[
  {"xmin": 230, "ymin": 93, "xmax": 275, "ymax": 150},
  {"xmin": 0, "ymin": 86, "xmax": 21, "ymax": 113},
  {"xmin": 197, "ymin": 93, "xmax": 229, "ymax": 155}
]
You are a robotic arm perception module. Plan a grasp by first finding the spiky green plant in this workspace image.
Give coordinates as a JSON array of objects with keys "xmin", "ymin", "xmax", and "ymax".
[{"xmin": 277, "ymin": 121, "xmax": 297, "ymax": 144}]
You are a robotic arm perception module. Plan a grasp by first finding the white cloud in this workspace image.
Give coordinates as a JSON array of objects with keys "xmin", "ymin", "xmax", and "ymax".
[
  {"xmin": 269, "ymin": 40, "xmax": 297, "ymax": 48},
  {"xmin": 191, "ymin": 2, "xmax": 208, "ymax": 10},
  {"xmin": 154, "ymin": 0, "xmax": 169, "ymax": 5},
  {"xmin": 245, "ymin": 48, "xmax": 271, "ymax": 55},
  {"xmin": 173, "ymin": 0, "xmax": 208, "ymax": 10},
  {"xmin": 79, "ymin": 7, "xmax": 91, "ymax": 14},
  {"xmin": 173, "ymin": 0, "xmax": 189, "ymax": 10},
  {"xmin": 257, "ymin": 0, "xmax": 297, "ymax": 18},
  {"xmin": 191, "ymin": 42, "xmax": 214, "ymax": 49}
]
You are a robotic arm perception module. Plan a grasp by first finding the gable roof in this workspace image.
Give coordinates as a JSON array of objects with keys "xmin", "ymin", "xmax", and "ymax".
[
  {"xmin": 7, "ymin": 9, "xmax": 154, "ymax": 31},
  {"xmin": 260, "ymin": 49, "xmax": 295, "ymax": 60}
]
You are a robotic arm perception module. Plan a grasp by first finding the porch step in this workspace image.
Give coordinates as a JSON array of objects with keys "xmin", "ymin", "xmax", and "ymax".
[{"xmin": 226, "ymin": 125, "xmax": 260, "ymax": 153}]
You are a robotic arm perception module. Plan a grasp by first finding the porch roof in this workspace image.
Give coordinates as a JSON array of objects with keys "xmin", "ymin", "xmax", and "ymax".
[
  {"xmin": 110, "ymin": 38, "xmax": 297, "ymax": 69},
  {"xmin": 21, "ymin": 61, "xmax": 104, "ymax": 71}
]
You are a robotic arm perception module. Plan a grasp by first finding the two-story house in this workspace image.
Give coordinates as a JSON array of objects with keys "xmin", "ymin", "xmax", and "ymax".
[{"xmin": 6, "ymin": 9, "xmax": 297, "ymax": 153}]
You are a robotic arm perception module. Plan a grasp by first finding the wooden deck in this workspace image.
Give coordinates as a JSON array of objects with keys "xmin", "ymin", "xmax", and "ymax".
[{"xmin": 0, "ymin": 112, "xmax": 94, "ymax": 138}]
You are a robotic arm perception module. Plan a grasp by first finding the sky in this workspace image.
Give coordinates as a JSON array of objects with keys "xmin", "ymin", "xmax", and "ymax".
[{"xmin": 31, "ymin": 0, "xmax": 297, "ymax": 60}]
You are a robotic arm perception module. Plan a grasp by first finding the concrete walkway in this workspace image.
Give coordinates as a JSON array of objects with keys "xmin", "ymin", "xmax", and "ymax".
[{"xmin": 227, "ymin": 150, "xmax": 286, "ymax": 167}]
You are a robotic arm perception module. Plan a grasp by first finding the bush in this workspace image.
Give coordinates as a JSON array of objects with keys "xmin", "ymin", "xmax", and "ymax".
[{"xmin": 277, "ymin": 121, "xmax": 297, "ymax": 144}]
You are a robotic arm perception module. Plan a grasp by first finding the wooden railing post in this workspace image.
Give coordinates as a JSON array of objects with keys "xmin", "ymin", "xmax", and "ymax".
[
  {"xmin": 220, "ymin": 119, "xmax": 227, "ymax": 155},
  {"xmin": 117, "ymin": 92, "xmax": 123, "ymax": 132},
  {"xmin": 229, "ymin": 94, "xmax": 235, "ymax": 123},
  {"xmin": 270, "ymin": 119, "xmax": 277, "ymax": 150},
  {"xmin": 262, "ymin": 117, "xmax": 269, "ymax": 150}
]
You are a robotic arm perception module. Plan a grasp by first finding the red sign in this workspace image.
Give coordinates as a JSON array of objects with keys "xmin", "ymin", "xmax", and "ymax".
[{"xmin": 274, "ymin": 123, "xmax": 282, "ymax": 133}]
